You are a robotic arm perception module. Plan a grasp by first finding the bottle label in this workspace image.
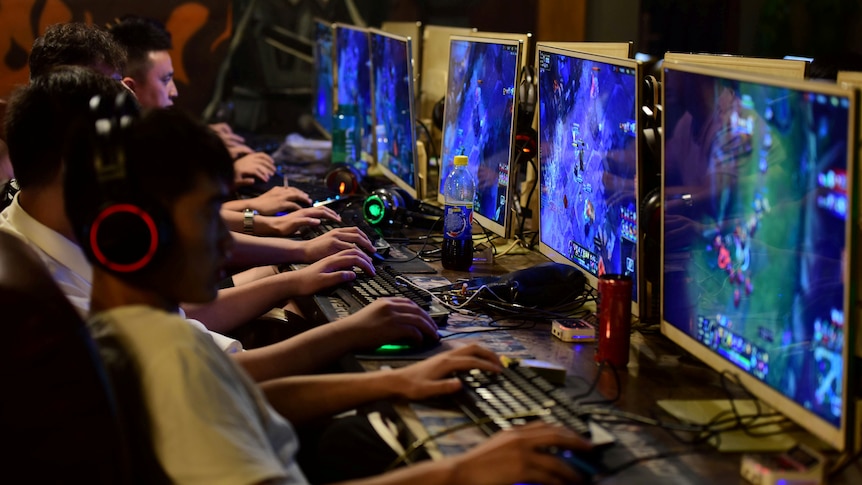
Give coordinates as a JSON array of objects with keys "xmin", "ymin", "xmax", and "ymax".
[{"xmin": 444, "ymin": 204, "xmax": 473, "ymax": 240}]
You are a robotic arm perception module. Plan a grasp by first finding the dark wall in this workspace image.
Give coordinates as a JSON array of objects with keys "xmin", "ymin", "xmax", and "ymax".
[{"xmin": 0, "ymin": 0, "xmax": 231, "ymax": 116}]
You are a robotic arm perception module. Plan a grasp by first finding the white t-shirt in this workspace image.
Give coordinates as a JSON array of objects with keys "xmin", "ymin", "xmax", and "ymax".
[
  {"xmin": 0, "ymin": 194, "xmax": 242, "ymax": 353},
  {"xmin": 90, "ymin": 305, "xmax": 308, "ymax": 485}
]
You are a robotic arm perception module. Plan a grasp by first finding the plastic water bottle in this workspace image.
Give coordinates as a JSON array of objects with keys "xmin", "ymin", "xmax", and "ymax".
[{"xmin": 442, "ymin": 155, "xmax": 475, "ymax": 270}]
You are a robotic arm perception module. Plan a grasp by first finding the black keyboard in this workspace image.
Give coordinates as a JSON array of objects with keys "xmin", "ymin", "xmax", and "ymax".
[
  {"xmin": 287, "ymin": 179, "xmax": 342, "ymax": 205},
  {"xmin": 306, "ymin": 264, "xmax": 449, "ymax": 325},
  {"xmin": 454, "ymin": 365, "xmax": 616, "ymax": 446}
]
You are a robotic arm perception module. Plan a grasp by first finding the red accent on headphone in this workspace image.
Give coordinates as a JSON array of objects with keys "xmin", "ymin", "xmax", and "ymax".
[{"xmin": 90, "ymin": 203, "xmax": 159, "ymax": 273}]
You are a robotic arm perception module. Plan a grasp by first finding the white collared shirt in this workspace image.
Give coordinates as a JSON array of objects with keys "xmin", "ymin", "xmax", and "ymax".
[{"xmin": 0, "ymin": 193, "xmax": 242, "ymax": 353}]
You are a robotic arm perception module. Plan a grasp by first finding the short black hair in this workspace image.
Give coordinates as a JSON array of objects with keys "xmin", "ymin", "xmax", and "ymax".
[
  {"xmin": 63, "ymin": 105, "xmax": 235, "ymax": 255},
  {"xmin": 4, "ymin": 65, "xmax": 130, "ymax": 189},
  {"xmin": 29, "ymin": 23, "xmax": 127, "ymax": 80},
  {"xmin": 107, "ymin": 16, "xmax": 173, "ymax": 79}
]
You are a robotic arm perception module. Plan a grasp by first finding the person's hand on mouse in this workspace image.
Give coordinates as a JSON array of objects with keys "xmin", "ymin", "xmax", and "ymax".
[
  {"xmin": 301, "ymin": 226, "xmax": 376, "ymax": 261},
  {"xmin": 233, "ymin": 152, "xmax": 276, "ymax": 186},
  {"xmin": 389, "ymin": 343, "xmax": 503, "ymax": 400},
  {"xmin": 290, "ymin": 247, "xmax": 375, "ymax": 295},
  {"xmin": 332, "ymin": 297, "xmax": 439, "ymax": 351},
  {"xmin": 445, "ymin": 420, "xmax": 593, "ymax": 485},
  {"xmin": 244, "ymin": 186, "xmax": 312, "ymax": 215}
]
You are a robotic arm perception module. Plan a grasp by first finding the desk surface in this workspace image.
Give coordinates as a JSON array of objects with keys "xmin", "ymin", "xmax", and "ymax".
[{"xmin": 347, "ymin": 241, "xmax": 862, "ymax": 485}]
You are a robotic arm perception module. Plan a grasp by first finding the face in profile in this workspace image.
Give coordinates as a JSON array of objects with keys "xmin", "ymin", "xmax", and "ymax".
[
  {"xmin": 158, "ymin": 175, "xmax": 232, "ymax": 304},
  {"xmin": 128, "ymin": 50, "xmax": 178, "ymax": 108}
]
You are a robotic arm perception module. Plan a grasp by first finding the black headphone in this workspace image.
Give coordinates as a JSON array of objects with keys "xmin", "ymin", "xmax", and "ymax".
[
  {"xmin": 362, "ymin": 186, "xmax": 443, "ymax": 229},
  {"xmin": 81, "ymin": 92, "xmax": 172, "ymax": 274},
  {"xmin": 515, "ymin": 64, "xmax": 538, "ymax": 159},
  {"xmin": 324, "ymin": 162, "xmax": 363, "ymax": 196}
]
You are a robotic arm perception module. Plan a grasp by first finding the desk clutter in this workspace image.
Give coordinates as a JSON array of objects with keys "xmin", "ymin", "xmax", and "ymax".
[{"xmin": 226, "ymin": 19, "xmax": 862, "ymax": 484}]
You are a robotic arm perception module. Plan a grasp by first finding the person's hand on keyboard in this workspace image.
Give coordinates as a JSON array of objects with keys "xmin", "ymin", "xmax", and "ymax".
[
  {"xmin": 389, "ymin": 343, "xmax": 503, "ymax": 400},
  {"xmin": 332, "ymin": 297, "xmax": 438, "ymax": 350},
  {"xmin": 302, "ymin": 226, "xmax": 375, "ymax": 261},
  {"xmin": 243, "ymin": 186, "xmax": 312, "ymax": 215},
  {"xmin": 252, "ymin": 206, "xmax": 342, "ymax": 237},
  {"xmin": 447, "ymin": 420, "xmax": 594, "ymax": 485},
  {"xmin": 291, "ymin": 247, "xmax": 374, "ymax": 293},
  {"xmin": 233, "ymin": 152, "xmax": 276, "ymax": 186}
]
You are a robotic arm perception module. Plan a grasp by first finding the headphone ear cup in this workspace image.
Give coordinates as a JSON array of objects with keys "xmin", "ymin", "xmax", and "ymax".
[
  {"xmin": 325, "ymin": 163, "xmax": 362, "ymax": 195},
  {"xmin": 86, "ymin": 202, "xmax": 172, "ymax": 273},
  {"xmin": 363, "ymin": 187, "xmax": 405, "ymax": 226},
  {"xmin": 82, "ymin": 92, "xmax": 170, "ymax": 274}
]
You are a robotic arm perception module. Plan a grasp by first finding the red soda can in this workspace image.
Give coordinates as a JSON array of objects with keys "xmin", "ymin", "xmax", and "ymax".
[{"xmin": 595, "ymin": 274, "xmax": 633, "ymax": 367}]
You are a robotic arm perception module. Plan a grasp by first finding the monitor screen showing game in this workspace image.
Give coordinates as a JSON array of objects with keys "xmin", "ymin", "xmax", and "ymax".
[
  {"xmin": 334, "ymin": 23, "xmax": 373, "ymax": 176},
  {"xmin": 437, "ymin": 36, "xmax": 522, "ymax": 237},
  {"xmin": 661, "ymin": 61, "xmax": 857, "ymax": 450},
  {"xmin": 370, "ymin": 29, "xmax": 419, "ymax": 198},
  {"xmin": 536, "ymin": 45, "xmax": 643, "ymax": 312},
  {"xmin": 312, "ymin": 19, "xmax": 334, "ymax": 137}
]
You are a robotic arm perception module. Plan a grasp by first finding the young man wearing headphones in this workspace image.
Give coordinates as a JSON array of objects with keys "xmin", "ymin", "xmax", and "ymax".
[
  {"xmin": 107, "ymin": 15, "xmax": 339, "ymax": 238},
  {"xmin": 63, "ymin": 92, "xmax": 592, "ymax": 485}
]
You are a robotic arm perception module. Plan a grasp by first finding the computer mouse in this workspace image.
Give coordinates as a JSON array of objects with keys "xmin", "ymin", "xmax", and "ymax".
[{"xmin": 372, "ymin": 333, "xmax": 442, "ymax": 356}]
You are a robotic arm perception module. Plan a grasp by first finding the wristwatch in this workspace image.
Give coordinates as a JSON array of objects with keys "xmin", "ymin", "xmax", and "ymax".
[{"xmin": 243, "ymin": 209, "xmax": 258, "ymax": 235}]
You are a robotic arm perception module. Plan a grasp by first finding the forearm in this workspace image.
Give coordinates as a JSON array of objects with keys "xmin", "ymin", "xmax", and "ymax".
[
  {"xmin": 182, "ymin": 271, "xmax": 301, "ymax": 333},
  {"xmin": 259, "ymin": 370, "xmax": 403, "ymax": 424},
  {"xmin": 228, "ymin": 232, "xmax": 307, "ymax": 266},
  {"xmin": 332, "ymin": 459, "xmax": 456, "ymax": 485},
  {"xmin": 231, "ymin": 317, "xmax": 379, "ymax": 381}
]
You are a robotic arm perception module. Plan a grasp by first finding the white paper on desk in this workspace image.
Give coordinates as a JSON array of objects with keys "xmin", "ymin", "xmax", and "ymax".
[{"xmin": 273, "ymin": 133, "xmax": 331, "ymax": 165}]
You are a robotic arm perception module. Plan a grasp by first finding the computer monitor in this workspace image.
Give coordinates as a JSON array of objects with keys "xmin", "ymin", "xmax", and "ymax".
[
  {"xmin": 370, "ymin": 29, "xmax": 420, "ymax": 199},
  {"xmin": 419, "ymin": 25, "xmax": 476, "ymax": 122},
  {"xmin": 837, "ymin": 70, "xmax": 862, "ymax": 85},
  {"xmin": 437, "ymin": 35, "xmax": 523, "ymax": 237},
  {"xmin": 536, "ymin": 45, "xmax": 644, "ymax": 316},
  {"xmin": 333, "ymin": 23, "xmax": 373, "ymax": 175},
  {"xmin": 381, "ymin": 21, "xmax": 422, "ymax": 96},
  {"xmin": 664, "ymin": 52, "xmax": 809, "ymax": 79},
  {"xmin": 312, "ymin": 18, "xmax": 335, "ymax": 137},
  {"xmin": 661, "ymin": 61, "xmax": 858, "ymax": 451}
]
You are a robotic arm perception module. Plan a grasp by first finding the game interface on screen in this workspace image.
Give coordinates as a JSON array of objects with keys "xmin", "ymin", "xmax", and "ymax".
[
  {"xmin": 439, "ymin": 38, "xmax": 520, "ymax": 228},
  {"xmin": 663, "ymin": 68, "xmax": 851, "ymax": 427},
  {"xmin": 371, "ymin": 33, "xmax": 416, "ymax": 189},
  {"xmin": 313, "ymin": 21, "xmax": 334, "ymax": 134},
  {"xmin": 537, "ymin": 49, "xmax": 639, "ymax": 299},
  {"xmin": 336, "ymin": 26, "xmax": 373, "ymax": 173}
]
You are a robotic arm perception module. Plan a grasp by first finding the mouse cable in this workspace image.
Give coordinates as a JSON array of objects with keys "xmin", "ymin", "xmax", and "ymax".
[
  {"xmin": 393, "ymin": 275, "xmax": 486, "ymax": 316},
  {"xmin": 593, "ymin": 447, "xmax": 714, "ymax": 483}
]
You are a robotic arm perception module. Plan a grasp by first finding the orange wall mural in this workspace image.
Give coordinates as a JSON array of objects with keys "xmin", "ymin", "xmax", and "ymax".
[{"xmin": 0, "ymin": 0, "xmax": 231, "ymax": 116}]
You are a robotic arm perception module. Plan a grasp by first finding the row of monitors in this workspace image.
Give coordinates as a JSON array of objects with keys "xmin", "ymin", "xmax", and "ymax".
[
  {"xmin": 313, "ymin": 24, "xmax": 861, "ymax": 454},
  {"xmin": 549, "ymin": 51, "xmax": 859, "ymax": 453}
]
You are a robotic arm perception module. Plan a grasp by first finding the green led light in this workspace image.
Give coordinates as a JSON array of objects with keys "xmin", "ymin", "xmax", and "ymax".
[
  {"xmin": 363, "ymin": 195, "xmax": 385, "ymax": 225},
  {"xmin": 377, "ymin": 343, "xmax": 411, "ymax": 351}
]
